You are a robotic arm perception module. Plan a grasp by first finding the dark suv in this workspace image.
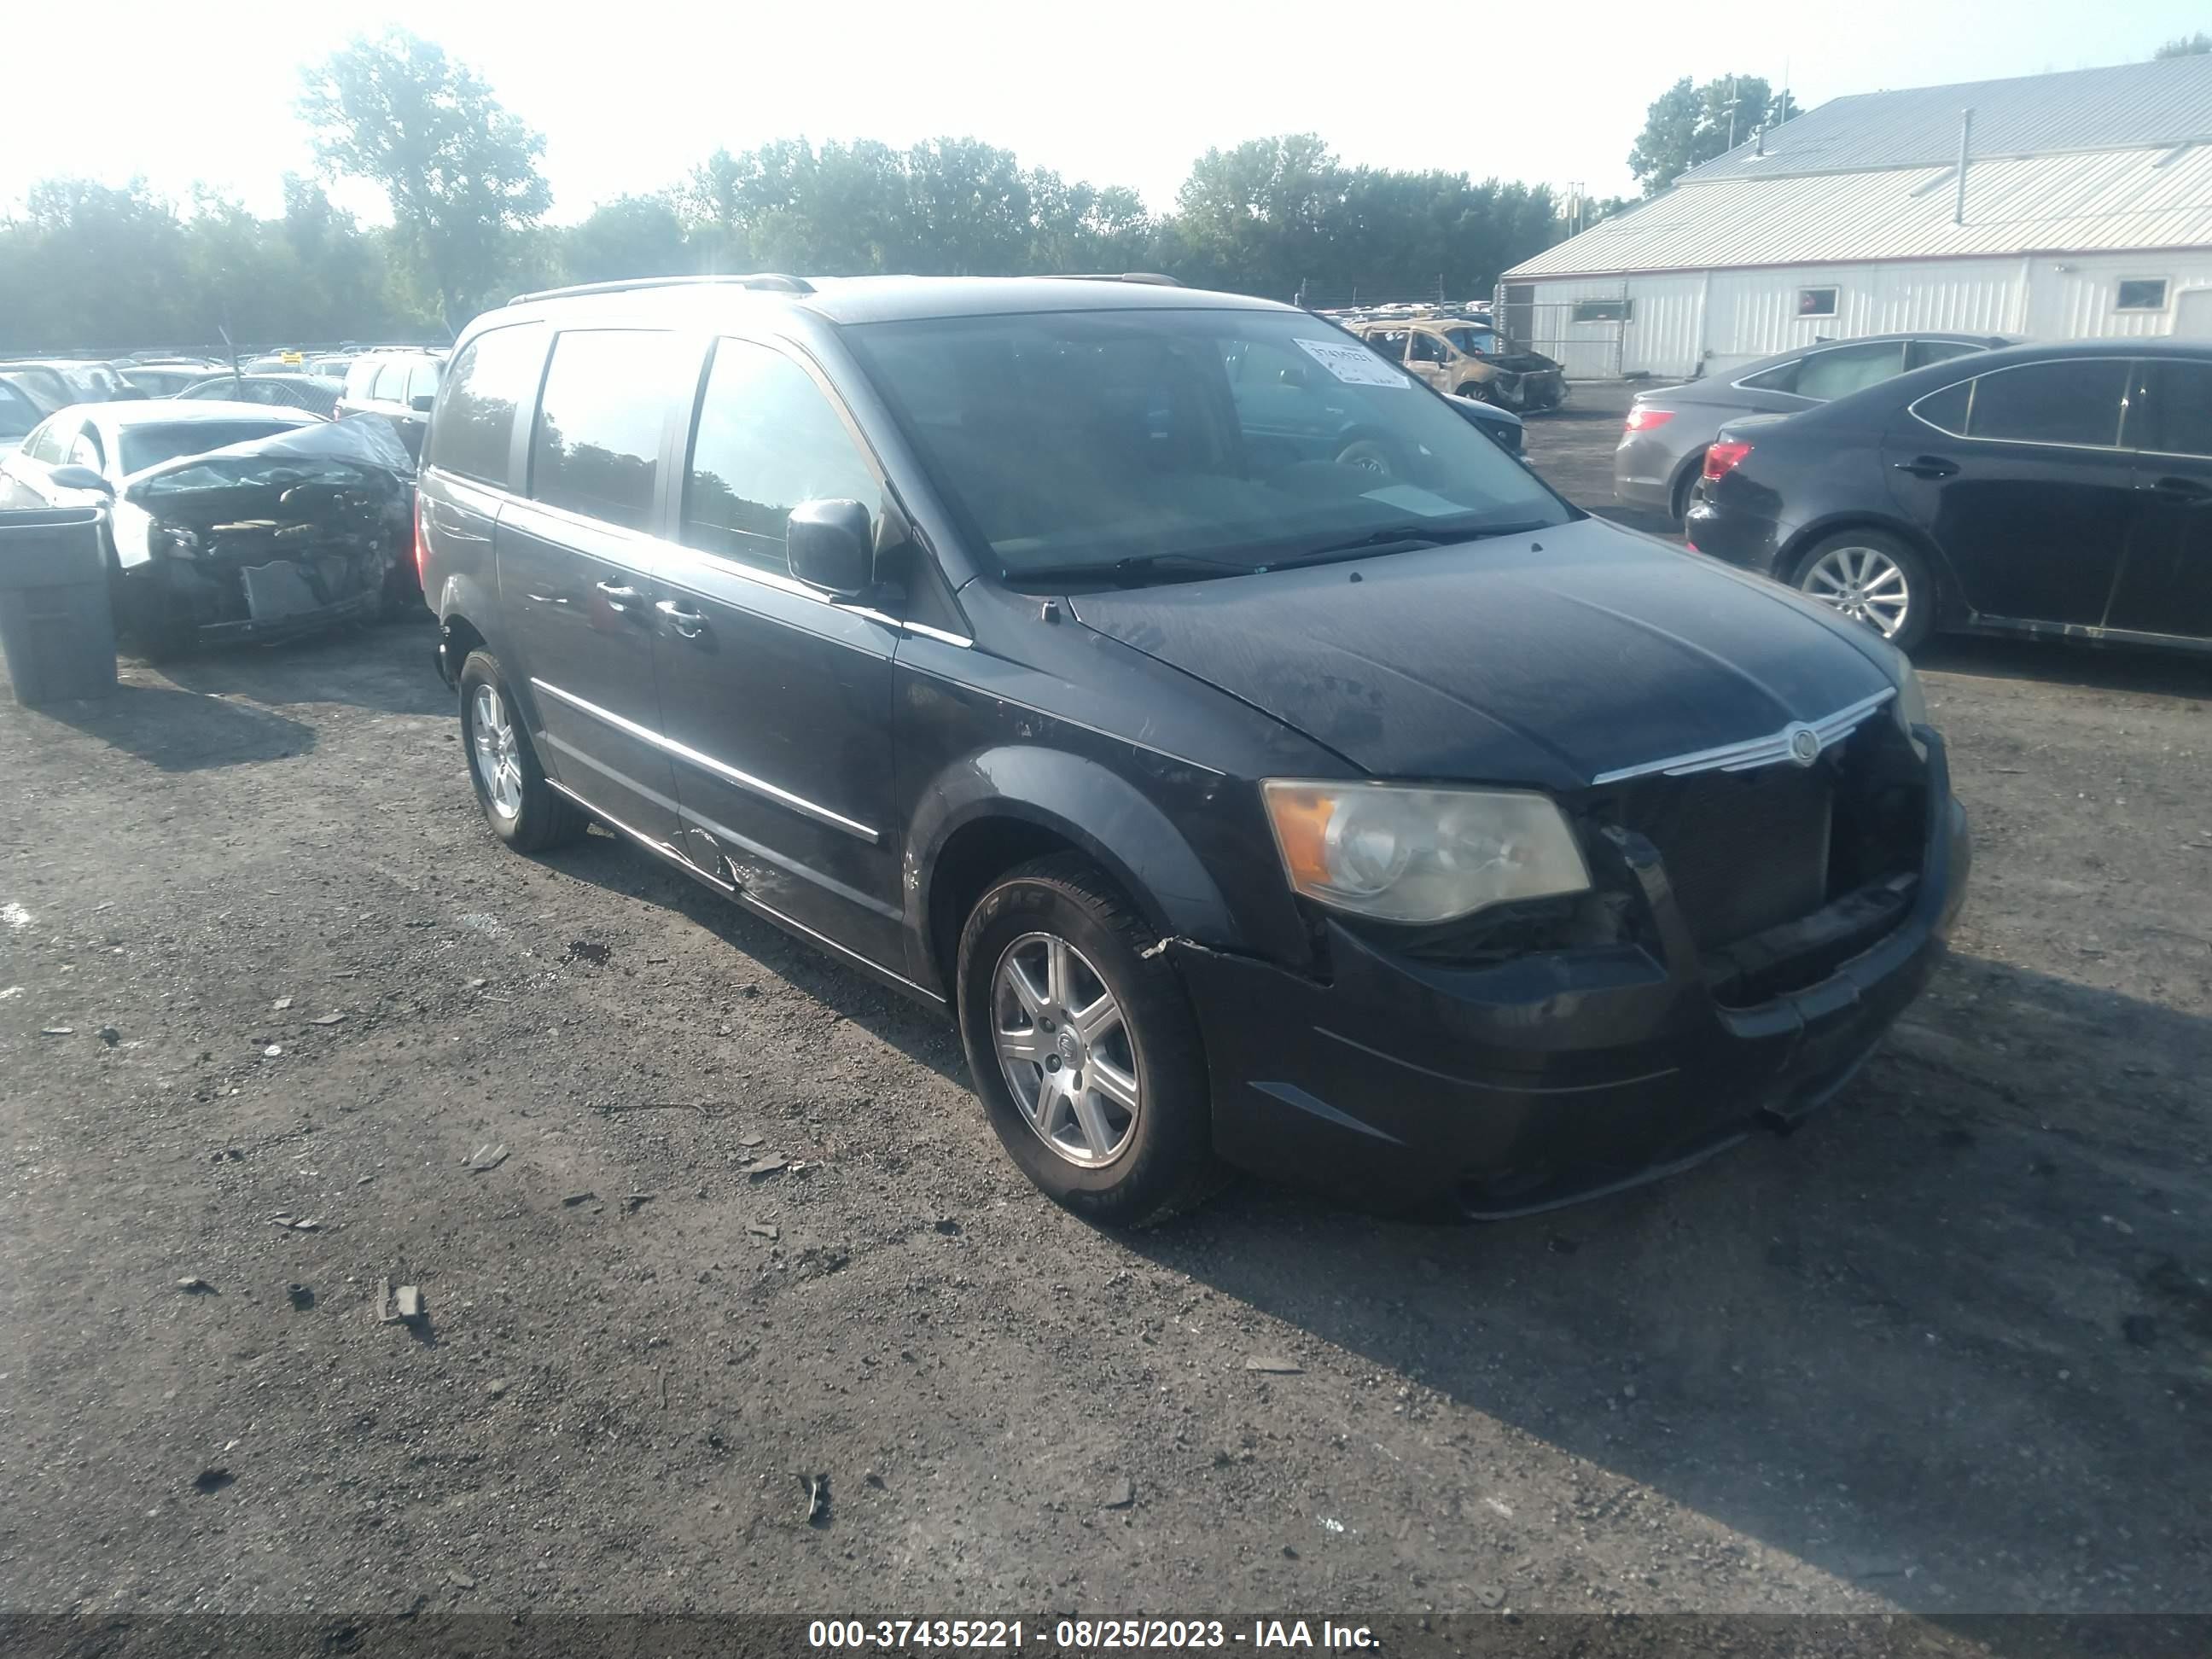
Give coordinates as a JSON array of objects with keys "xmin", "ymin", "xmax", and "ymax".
[{"xmin": 418, "ymin": 273, "xmax": 1970, "ymax": 1223}]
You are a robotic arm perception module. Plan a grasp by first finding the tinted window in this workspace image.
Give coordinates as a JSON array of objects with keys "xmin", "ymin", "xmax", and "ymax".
[
  {"xmin": 428, "ymin": 324, "xmax": 545, "ymax": 486},
  {"xmin": 1966, "ymin": 360, "xmax": 2129, "ymax": 447},
  {"xmin": 1365, "ymin": 330, "xmax": 1408, "ymax": 360},
  {"xmin": 1737, "ymin": 358, "xmax": 1803, "ymax": 393},
  {"xmin": 372, "ymin": 362, "xmax": 409, "ymax": 401},
  {"xmin": 1409, "ymin": 334, "xmax": 1447, "ymax": 364},
  {"xmin": 408, "ymin": 360, "xmax": 442, "ymax": 402},
  {"xmin": 118, "ymin": 420, "xmax": 299, "ymax": 474},
  {"xmin": 1912, "ymin": 381, "xmax": 1971, "ymax": 435},
  {"xmin": 1909, "ymin": 339, "xmax": 1985, "ymax": 370},
  {"xmin": 531, "ymin": 330, "xmax": 674, "ymax": 532},
  {"xmin": 681, "ymin": 337, "xmax": 876, "ymax": 570},
  {"xmin": 2148, "ymin": 361, "xmax": 2212, "ymax": 457},
  {"xmin": 1793, "ymin": 341, "xmax": 1907, "ymax": 401},
  {"xmin": 0, "ymin": 381, "xmax": 34, "ymax": 439}
]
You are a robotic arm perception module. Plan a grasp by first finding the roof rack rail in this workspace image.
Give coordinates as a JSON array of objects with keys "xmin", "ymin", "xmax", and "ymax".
[
  {"xmin": 507, "ymin": 273, "xmax": 815, "ymax": 306},
  {"xmin": 1055, "ymin": 272, "xmax": 1184, "ymax": 287}
]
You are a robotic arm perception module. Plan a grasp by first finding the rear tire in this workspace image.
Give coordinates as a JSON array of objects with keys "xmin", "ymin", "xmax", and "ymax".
[
  {"xmin": 457, "ymin": 649, "xmax": 587, "ymax": 852},
  {"xmin": 1669, "ymin": 453, "xmax": 1706, "ymax": 526},
  {"xmin": 956, "ymin": 853, "xmax": 1220, "ymax": 1226},
  {"xmin": 1791, "ymin": 530, "xmax": 1936, "ymax": 654}
]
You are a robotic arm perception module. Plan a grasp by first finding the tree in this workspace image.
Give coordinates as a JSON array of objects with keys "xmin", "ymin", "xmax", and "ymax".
[
  {"xmin": 564, "ymin": 195, "xmax": 692, "ymax": 285},
  {"xmin": 297, "ymin": 28, "xmax": 552, "ymax": 329},
  {"xmin": 2156, "ymin": 32, "xmax": 2212, "ymax": 56},
  {"xmin": 1628, "ymin": 75, "xmax": 1800, "ymax": 195}
]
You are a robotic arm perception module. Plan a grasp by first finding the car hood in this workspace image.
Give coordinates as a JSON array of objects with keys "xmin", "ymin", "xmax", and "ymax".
[{"xmin": 1064, "ymin": 517, "xmax": 1899, "ymax": 791}]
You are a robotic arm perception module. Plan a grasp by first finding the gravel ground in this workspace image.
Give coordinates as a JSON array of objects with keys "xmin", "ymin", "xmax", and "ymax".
[{"xmin": 2, "ymin": 408, "xmax": 2209, "ymax": 1627}]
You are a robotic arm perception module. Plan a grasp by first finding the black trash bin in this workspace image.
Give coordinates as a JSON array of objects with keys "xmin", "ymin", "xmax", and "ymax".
[{"xmin": 0, "ymin": 507, "xmax": 117, "ymax": 707}]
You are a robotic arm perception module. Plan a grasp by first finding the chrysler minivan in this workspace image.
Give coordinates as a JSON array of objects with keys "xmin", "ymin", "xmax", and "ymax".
[{"xmin": 417, "ymin": 273, "xmax": 1969, "ymax": 1223}]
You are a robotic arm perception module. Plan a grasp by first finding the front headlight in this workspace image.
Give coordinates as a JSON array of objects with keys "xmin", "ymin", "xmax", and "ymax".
[{"xmin": 1261, "ymin": 780, "xmax": 1592, "ymax": 924}]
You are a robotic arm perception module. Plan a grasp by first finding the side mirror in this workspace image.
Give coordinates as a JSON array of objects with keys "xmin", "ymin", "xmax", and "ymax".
[
  {"xmin": 784, "ymin": 498, "xmax": 873, "ymax": 599},
  {"xmin": 47, "ymin": 464, "xmax": 114, "ymax": 496},
  {"xmin": 410, "ymin": 394, "xmax": 436, "ymax": 414},
  {"xmin": 1278, "ymin": 367, "xmax": 1312, "ymax": 390}
]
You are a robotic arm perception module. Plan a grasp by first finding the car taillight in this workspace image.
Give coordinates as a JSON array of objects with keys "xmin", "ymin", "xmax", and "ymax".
[
  {"xmin": 413, "ymin": 494, "xmax": 428, "ymax": 587},
  {"xmin": 1703, "ymin": 439, "xmax": 1753, "ymax": 481},
  {"xmin": 1623, "ymin": 406, "xmax": 1675, "ymax": 432}
]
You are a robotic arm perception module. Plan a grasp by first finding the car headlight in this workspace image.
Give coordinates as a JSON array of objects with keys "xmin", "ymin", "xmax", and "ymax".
[
  {"xmin": 1261, "ymin": 780, "xmax": 1592, "ymax": 924},
  {"xmin": 1894, "ymin": 659, "xmax": 1929, "ymax": 731}
]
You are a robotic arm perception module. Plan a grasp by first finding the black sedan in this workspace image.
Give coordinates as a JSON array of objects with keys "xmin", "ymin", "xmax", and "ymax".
[{"xmin": 1685, "ymin": 339, "xmax": 2212, "ymax": 655}]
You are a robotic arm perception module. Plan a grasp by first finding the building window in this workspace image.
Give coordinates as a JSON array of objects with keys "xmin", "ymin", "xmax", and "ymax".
[
  {"xmin": 1570, "ymin": 298, "xmax": 1630, "ymax": 323},
  {"xmin": 1797, "ymin": 287, "xmax": 1839, "ymax": 318},
  {"xmin": 2116, "ymin": 278, "xmax": 2169, "ymax": 312}
]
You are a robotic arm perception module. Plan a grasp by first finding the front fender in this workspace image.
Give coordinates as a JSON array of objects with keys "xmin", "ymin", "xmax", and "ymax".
[{"xmin": 906, "ymin": 745, "xmax": 1242, "ymax": 978}]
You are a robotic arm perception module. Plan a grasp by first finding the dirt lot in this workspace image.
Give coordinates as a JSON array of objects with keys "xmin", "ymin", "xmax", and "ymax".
[{"xmin": 3, "ymin": 403, "xmax": 2209, "ymax": 1630}]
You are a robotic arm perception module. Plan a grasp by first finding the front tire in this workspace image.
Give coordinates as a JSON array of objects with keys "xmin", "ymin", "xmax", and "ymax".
[
  {"xmin": 1792, "ymin": 531, "xmax": 1935, "ymax": 652},
  {"xmin": 956, "ymin": 853, "xmax": 1220, "ymax": 1225},
  {"xmin": 457, "ymin": 649, "xmax": 587, "ymax": 852}
]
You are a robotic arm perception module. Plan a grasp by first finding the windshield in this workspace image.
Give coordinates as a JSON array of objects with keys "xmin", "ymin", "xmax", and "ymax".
[
  {"xmin": 119, "ymin": 420, "xmax": 302, "ymax": 474},
  {"xmin": 846, "ymin": 309, "xmax": 1567, "ymax": 584}
]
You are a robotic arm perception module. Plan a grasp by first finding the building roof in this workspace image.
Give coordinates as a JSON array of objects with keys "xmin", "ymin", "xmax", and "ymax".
[
  {"xmin": 1682, "ymin": 55, "xmax": 2212, "ymax": 184},
  {"xmin": 1507, "ymin": 146, "xmax": 2212, "ymax": 279},
  {"xmin": 1508, "ymin": 56, "xmax": 2212, "ymax": 281}
]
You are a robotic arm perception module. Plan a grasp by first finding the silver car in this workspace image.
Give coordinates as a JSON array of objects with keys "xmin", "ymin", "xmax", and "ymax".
[{"xmin": 1613, "ymin": 332, "xmax": 2011, "ymax": 525}]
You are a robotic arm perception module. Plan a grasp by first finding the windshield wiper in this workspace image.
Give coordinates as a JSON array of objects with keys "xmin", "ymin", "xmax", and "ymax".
[
  {"xmin": 1263, "ymin": 520, "xmax": 1556, "ymax": 571},
  {"xmin": 1026, "ymin": 550, "xmax": 1257, "ymax": 587}
]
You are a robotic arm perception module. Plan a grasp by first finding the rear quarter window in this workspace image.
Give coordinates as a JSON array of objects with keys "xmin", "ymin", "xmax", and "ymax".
[{"xmin": 428, "ymin": 326, "xmax": 547, "ymax": 486}]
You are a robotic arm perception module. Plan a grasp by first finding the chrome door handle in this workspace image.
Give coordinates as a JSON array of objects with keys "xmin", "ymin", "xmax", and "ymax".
[
  {"xmin": 595, "ymin": 580, "xmax": 642, "ymax": 614},
  {"xmin": 655, "ymin": 599, "xmax": 707, "ymax": 638}
]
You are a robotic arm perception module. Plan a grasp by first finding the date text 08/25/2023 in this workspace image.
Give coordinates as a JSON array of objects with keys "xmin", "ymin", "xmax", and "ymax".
[{"xmin": 806, "ymin": 1618, "xmax": 1379, "ymax": 1650}]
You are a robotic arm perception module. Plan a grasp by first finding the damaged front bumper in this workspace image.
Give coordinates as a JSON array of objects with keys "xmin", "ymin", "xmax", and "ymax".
[
  {"xmin": 1173, "ymin": 734, "xmax": 1970, "ymax": 1218},
  {"xmin": 114, "ymin": 416, "xmax": 414, "ymax": 652}
]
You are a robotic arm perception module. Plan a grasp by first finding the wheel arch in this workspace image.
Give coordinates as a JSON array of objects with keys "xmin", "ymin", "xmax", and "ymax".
[
  {"xmin": 1777, "ymin": 513, "xmax": 1961, "ymax": 624},
  {"xmin": 907, "ymin": 748, "xmax": 1239, "ymax": 998}
]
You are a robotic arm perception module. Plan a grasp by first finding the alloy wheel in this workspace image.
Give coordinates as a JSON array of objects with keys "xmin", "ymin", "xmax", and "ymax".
[
  {"xmin": 470, "ymin": 682, "xmax": 523, "ymax": 819},
  {"xmin": 990, "ymin": 930, "xmax": 1141, "ymax": 1168},
  {"xmin": 1802, "ymin": 544, "xmax": 1911, "ymax": 639}
]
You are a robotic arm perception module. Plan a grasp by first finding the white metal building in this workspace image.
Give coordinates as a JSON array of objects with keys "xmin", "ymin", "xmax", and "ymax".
[{"xmin": 1501, "ymin": 56, "xmax": 2212, "ymax": 381}]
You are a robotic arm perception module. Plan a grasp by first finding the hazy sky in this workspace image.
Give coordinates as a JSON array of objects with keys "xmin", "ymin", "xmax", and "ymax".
[{"xmin": 9, "ymin": 0, "xmax": 2208, "ymax": 224}]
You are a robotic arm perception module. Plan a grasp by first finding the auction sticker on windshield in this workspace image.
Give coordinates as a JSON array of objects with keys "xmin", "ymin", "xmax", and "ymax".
[{"xmin": 1295, "ymin": 337, "xmax": 1412, "ymax": 387}]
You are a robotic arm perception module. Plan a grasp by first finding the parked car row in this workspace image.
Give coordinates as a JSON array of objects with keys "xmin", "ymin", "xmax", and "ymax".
[{"xmin": 1626, "ymin": 338, "xmax": 2212, "ymax": 656}]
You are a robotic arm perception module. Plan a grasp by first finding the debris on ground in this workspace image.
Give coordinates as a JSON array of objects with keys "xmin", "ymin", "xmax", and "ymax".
[
  {"xmin": 378, "ymin": 1278, "xmax": 425, "ymax": 1325},
  {"xmin": 96, "ymin": 1025, "xmax": 119, "ymax": 1045},
  {"xmin": 192, "ymin": 1468, "xmax": 234, "ymax": 1494},
  {"xmin": 738, "ymin": 1134, "xmax": 765, "ymax": 1148},
  {"xmin": 562, "ymin": 1191, "xmax": 596, "ymax": 1208},
  {"xmin": 1319, "ymin": 1516, "xmax": 1346, "ymax": 1534},
  {"xmin": 287, "ymin": 1284, "xmax": 314, "ymax": 1311},
  {"xmin": 465, "ymin": 1144, "xmax": 509, "ymax": 1173},
  {"xmin": 1474, "ymin": 1583, "xmax": 1504, "ymax": 1608},
  {"xmin": 486, "ymin": 1379, "xmax": 510, "ymax": 1399},
  {"xmin": 262, "ymin": 1045, "xmax": 282, "ymax": 1058},
  {"xmin": 934, "ymin": 1216, "xmax": 962, "ymax": 1236},
  {"xmin": 566, "ymin": 940, "xmax": 612, "ymax": 966},
  {"xmin": 178, "ymin": 1277, "xmax": 215, "ymax": 1295},
  {"xmin": 742, "ymin": 1155, "xmax": 789, "ymax": 1179},
  {"xmin": 864, "ymin": 1472, "xmax": 886, "ymax": 1490},
  {"xmin": 445, "ymin": 1568, "xmax": 476, "ymax": 1590},
  {"xmin": 308, "ymin": 1012, "xmax": 346, "ymax": 1026},
  {"xmin": 268, "ymin": 1214, "xmax": 320, "ymax": 1232},
  {"xmin": 747, "ymin": 1223, "xmax": 779, "ymax": 1242},
  {"xmin": 271, "ymin": 997, "xmax": 294, "ymax": 1011},
  {"xmin": 1245, "ymin": 1355, "xmax": 1303, "ymax": 1374},
  {"xmin": 799, "ymin": 1471, "xmax": 830, "ymax": 1527},
  {"xmin": 623, "ymin": 1192, "xmax": 653, "ymax": 1212},
  {"xmin": 39, "ymin": 1027, "xmax": 73, "ymax": 1038},
  {"xmin": 1104, "ymin": 1477, "xmax": 1135, "ymax": 1510}
]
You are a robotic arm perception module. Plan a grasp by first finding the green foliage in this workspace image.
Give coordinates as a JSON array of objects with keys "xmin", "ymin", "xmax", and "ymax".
[
  {"xmin": 1628, "ymin": 75, "xmax": 1800, "ymax": 195},
  {"xmin": 298, "ymin": 28, "xmax": 554, "ymax": 327},
  {"xmin": 1, "ymin": 36, "xmax": 1580, "ymax": 352},
  {"xmin": 2156, "ymin": 31, "xmax": 2212, "ymax": 56}
]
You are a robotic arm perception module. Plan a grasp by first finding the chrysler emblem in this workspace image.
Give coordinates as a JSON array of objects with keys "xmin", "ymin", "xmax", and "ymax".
[{"xmin": 1786, "ymin": 725, "xmax": 1823, "ymax": 766}]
